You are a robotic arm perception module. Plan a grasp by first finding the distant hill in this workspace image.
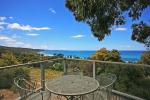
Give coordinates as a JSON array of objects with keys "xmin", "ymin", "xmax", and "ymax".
[{"xmin": 0, "ymin": 45, "xmax": 42, "ymax": 54}]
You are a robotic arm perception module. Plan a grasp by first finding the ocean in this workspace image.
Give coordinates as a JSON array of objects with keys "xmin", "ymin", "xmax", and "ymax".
[{"xmin": 41, "ymin": 50, "xmax": 144, "ymax": 62}]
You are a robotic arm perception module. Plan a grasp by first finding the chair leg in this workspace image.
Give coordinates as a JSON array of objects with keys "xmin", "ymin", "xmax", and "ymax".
[
  {"xmin": 80, "ymin": 95, "xmax": 83, "ymax": 100},
  {"xmin": 47, "ymin": 92, "xmax": 51, "ymax": 100},
  {"xmin": 92, "ymin": 92, "xmax": 94, "ymax": 100}
]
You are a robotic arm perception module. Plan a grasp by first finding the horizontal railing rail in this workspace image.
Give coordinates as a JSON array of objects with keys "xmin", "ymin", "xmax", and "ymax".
[
  {"xmin": 0, "ymin": 58, "xmax": 64, "ymax": 100},
  {"xmin": 0, "ymin": 58, "xmax": 149, "ymax": 100},
  {"xmin": 1, "ymin": 57, "xmax": 150, "ymax": 70},
  {"xmin": 64, "ymin": 58, "xmax": 149, "ymax": 100},
  {"xmin": 111, "ymin": 89, "xmax": 145, "ymax": 100},
  {"xmin": 0, "ymin": 60, "xmax": 52, "ymax": 70},
  {"xmin": 65, "ymin": 58, "xmax": 150, "ymax": 68}
]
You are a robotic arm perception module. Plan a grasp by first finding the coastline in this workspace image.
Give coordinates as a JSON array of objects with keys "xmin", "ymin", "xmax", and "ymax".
[{"xmin": 40, "ymin": 50, "xmax": 144, "ymax": 62}]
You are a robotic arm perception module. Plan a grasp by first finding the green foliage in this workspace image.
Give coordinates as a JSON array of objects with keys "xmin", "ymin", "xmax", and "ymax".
[
  {"xmin": 91, "ymin": 48, "xmax": 122, "ymax": 62},
  {"xmin": 139, "ymin": 51, "xmax": 150, "ymax": 65},
  {"xmin": 0, "ymin": 45, "xmax": 43, "ymax": 64},
  {"xmin": 15, "ymin": 52, "xmax": 41, "ymax": 63},
  {"xmin": 65, "ymin": 0, "xmax": 150, "ymax": 48},
  {"xmin": 96, "ymin": 63, "xmax": 150, "ymax": 99},
  {"xmin": 53, "ymin": 53, "xmax": 64, "ymax": 58},
  {"xmin": 0, "ymin": 45, "xmax": 41, "ymax": 54},
  {"xmin": 66, "ymin": 60, "xmax": 93, "ymax": 76},
  {"xmin": 0, "ymin": 46, "xmax": 41, "ymax": 89},
  {"xmin": 0, "ymin": 51, "xmax": 18, "ymax": 66},
  {"xmin": 0, "ymin": 67, "xmax": 29, "ymax": 89},
  {"xmin": 52, "ymin": 63, "xmax": 63, "ymax": 71},
  {"xmin": 132, "ymin": 21, "xmax": 150, "ymax": 49},
  {"xmin": 66, "ymin": 59, "xmax": 150, "ymax": 99},
  {"xmin": 0, "ymin": 46, "xmax": 65, "ymax": 91},
  {"xmin": 0, "ymin": 45, "xmax": 150, "ymax": 99},
  {"xmin": 10, "ymin": 84, "xmax": 18, "ymax": 93}
]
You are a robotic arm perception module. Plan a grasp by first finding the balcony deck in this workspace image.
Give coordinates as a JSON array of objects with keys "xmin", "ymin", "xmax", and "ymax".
[{"xmin": 0, "ymin": 58, "xmax": 149, "ymax": 100}]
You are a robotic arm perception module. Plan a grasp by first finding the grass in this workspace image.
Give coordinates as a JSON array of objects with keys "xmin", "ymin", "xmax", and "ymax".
[
  {"xmin": 29, "ymin": 67, "xmax": 63, "ymax": 81},
  {"xmin": 0, "ymin": 67, "xmax": 63, "ymax": 100}
]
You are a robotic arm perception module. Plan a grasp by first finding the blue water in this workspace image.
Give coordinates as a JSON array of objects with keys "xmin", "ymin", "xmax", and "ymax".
[{"xmin": 41, "ymin": 50, "xmax": 144, "ymax": 62}]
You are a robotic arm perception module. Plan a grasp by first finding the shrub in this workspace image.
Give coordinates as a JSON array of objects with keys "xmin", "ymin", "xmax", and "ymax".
[
  {"xmin": 140, "ymin": 51, "xmax": 150, "ymax": 65},
  {"xmin": 91, "ymin": 48, "xmax": 122, "ymax": 62},
  {"xmin": 52, "ymin": 63, "xmax": 63, "ymax": 71},
  {"xmin": 0, "ymin": 67, "xmax": 29, "ymax": 89}
]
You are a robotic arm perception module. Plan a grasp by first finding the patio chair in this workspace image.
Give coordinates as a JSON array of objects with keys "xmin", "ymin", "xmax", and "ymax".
[
  {"xmin": 95, "ymin": 73, "xmax": 117, "ymax": 100},
  {"xmin": 14, "ymin": 75, "xmax": 38, "ymax": 100},
  {"xmin": 67, "ymin": 66, "xmax": 83, "ymax": 76},
  {"xmin": 83, "ymin": 73, "xmax": 117, "ymax": 100}
]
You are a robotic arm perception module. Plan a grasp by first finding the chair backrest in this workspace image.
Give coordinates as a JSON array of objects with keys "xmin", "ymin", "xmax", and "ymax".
[
  {"xmin": 67, "ymin": 66, "xmax": 83, "ymax": 76},
  {"xmin": 14, "ymin": 75, "xmax": 37, "ymax": 99},
  {"xmin": 95, "ymin": 73, "xmax": 117, "ymax": 100},
  {"xmin": 96, "ymin": 73, "xmax": 117, "ymax": 89}
]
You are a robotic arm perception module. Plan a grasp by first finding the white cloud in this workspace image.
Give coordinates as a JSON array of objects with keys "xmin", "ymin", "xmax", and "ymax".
[
  {"xmin": 115, "ymin": 27, "xmax": 127, "ymax": 31},
  {"xmin": 24, "ymin": 44, "xmax": 49, "ymax": 49},
  {"xmin": 0, "ymin": 35, "xmax": 15, "ymax": 42},
  {"xmin": 11, "ymin": 34, "xmax": 21, "ymax": 39},
  {"xmin": 0, "ymin": 22, "xmax": 8, "ymax": 25},
  {"xmin": 0, "ymin": 35, "xmax": 36, "ymax": 49},
  {"xmin": 0, "ymin": 26, "xmax": 4, "ymax": 30},
  {"xmin": 23, "ymin": 44, "xmax": 33, "ymax": 48},
  {"xmin": 26, "ymin": 33, "xmax": 40, "ymax": 36},
  {"xmin": 0, "ymin": 16, "xmax": 6, "ymax": 21},
  {"xmin": 0, "ymin": 35, "xmax": 24, "ymax": 46},
  {"xmin": 49, "ymin": 8, "xmax": 56, "ymax": 14},
  {"xmin": 71, "ymin": 34, "xmax": 85, "ymax": 38},
  {"xmin": 0, "ymin": 35, "xmax": 51, "ymax": 49},
  {"xmin": 40, "ymin": 44, "xmax": 49, "ymax": 49},
  {"xmin": 0, "ymin": 16, "xmax": 8, "ymax": 25},
  {"xmin": 119, "ymin": 45, "xmax": 132, "ymax": 50},
  {"xmin": 9, "ymin": 16, "xmax": 13, "ymax": 19},
  {"xmin": 7, "ymin": 23, "xmax": 50, "ymax": 31}
]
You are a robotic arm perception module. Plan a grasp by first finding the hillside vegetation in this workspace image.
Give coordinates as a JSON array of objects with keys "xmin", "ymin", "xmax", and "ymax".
[{"xmin": 0, "ymin": 46, "xmax": 150, "ymax": 99}]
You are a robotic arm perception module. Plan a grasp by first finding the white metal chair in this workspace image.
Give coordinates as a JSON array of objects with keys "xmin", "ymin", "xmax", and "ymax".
[
  {"xmin": 83, "ymin": 73, "xmax": 117, "ymax": 100},
  {"xmin": 14, "ymin": 75, "xmax": 38, "ymax": 100},
  {"xmin": 95, "ymin": 73, "xmax": 117, "ymax": 100}
]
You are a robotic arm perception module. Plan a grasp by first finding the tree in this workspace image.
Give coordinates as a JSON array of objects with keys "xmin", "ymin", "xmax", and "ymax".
[
  {"xmin": 139, "ymin": 51, "xmax": 150, "ymax": 65},
  {"xmin": 91, "ymin": 48, "xmax": 122, "ymax": 62},
  {"xmin": 132, "ymin": 21, "xmax": 150, "ymax": 49},
  {"xmin": 65, "ymin": 0, "xmax": 150, "ymax": 48},
  {"xmin": 0, "ymin": 51, "xmax": 18, "ymax": 66}
]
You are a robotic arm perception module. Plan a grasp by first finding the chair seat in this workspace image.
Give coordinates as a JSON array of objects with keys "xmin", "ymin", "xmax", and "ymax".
[{"xmin": 14, "ymin": 75, "xmax": 38, "ymax": 99}]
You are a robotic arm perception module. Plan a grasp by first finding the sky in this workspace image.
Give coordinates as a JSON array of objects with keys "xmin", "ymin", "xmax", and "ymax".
[{"xmin": 0, "ymin": 0, "xmax": 149, "ymax": 50}]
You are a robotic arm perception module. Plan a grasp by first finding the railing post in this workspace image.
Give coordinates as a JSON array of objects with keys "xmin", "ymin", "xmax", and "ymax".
[
  {"xmin": 63, "ymin": 58, "xmax": 67, "ymax": 75},
  {"xmin": 92, "ymin": 61, "xmax": 96, "ymax": 79},
  {"xmin": 40, "ymin": 62, "xmax": 45, "ymax": 91}
]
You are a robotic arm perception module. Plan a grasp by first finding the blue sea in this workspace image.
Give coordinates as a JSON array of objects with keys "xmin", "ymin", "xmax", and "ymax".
[{"xmin": 41, "ymin": 50, "xmax": 144, "ymax": 62}]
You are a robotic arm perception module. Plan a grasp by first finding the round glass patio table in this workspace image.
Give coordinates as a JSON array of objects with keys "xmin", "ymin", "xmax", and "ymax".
[{"xmin": 45, "ymin": 75, "xmax": 99, "ymax": 100}]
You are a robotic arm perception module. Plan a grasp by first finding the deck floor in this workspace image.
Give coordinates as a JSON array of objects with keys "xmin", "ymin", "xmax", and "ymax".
[{"xmin": 27, "ymin": 91, "xmax": 108, "ymax": 100}]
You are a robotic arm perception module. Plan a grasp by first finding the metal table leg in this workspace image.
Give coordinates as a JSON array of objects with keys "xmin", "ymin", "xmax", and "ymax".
[{"xmin": 70, "ymin": 96, "xmax": 74, "ymax": 100}]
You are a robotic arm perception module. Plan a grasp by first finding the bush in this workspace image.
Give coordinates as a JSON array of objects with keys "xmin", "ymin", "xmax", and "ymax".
[
  {"xmin": 52, "ymin": 63, "xmax": 63, "ymax": 71},
  {"xmin": 0, "ymin": 67, "xmax": 29, "ymax": 89},
  {"xmin": 96, "ymin": 62, "xmax": 150, "ymax": 99},
  {"xmin": 91, "ymin": 48, "xmax": 122, "ymax": 62},
  {"xmin": 140, "ymin": 51, "xmax": 150, "ymax": 65}
]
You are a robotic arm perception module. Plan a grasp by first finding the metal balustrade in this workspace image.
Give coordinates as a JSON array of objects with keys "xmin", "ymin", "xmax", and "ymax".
[{"xmin": 0, "ymin": 58, "xmax": 149, "ymax": 100}]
